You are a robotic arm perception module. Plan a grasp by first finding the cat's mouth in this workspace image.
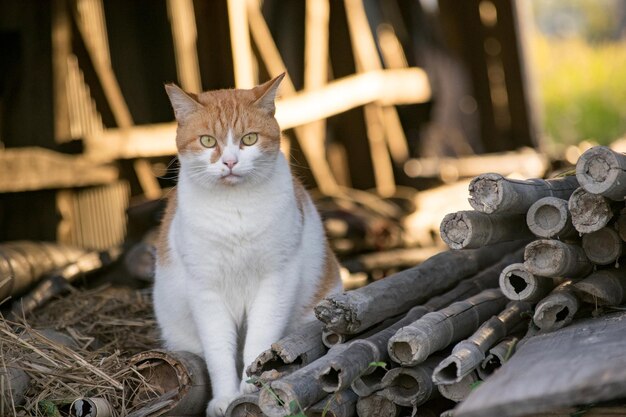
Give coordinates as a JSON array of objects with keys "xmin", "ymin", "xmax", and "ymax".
[{"xmin": 220, "ymin": 173, "xmax": 242, "ymax": 183}]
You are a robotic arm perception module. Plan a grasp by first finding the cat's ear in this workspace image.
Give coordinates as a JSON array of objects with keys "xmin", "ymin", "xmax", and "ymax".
[
  {"xmin": 252, "ymin": 73, "xmax": 285, "ymax": 116},
  {"xmin": 165, "ymin": 83, "xmax": 202, "ymax": 122}
]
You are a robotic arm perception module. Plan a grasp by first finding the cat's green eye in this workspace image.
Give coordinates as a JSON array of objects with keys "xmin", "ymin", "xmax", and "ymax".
[
  {"xmin": 241, "ymin": 133, "xmax": 258, "ymax": 146},
  {"xmin": 199, "ymin": 135, "xmax": 217, "ymax": 148}
]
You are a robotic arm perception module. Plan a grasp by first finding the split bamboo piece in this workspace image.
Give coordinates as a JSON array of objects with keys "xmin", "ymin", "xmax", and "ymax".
[
  {"xmin": 316, "ymin": 251, "xmax": 524, "ymax": 394},
  {"xmin": 437, "ymin": 372, "xmax": 480, "ymax": 403},
  {"xmin": 477, "ymin": 337, "xmax": 518, "ymax": 380},
  {"xmin": 380, "ymin": 356, "xmax": 442, "ymax": 407},
  {"xmin": 307, "ymin": 389, "xmax": 358, "ymax": 417},
  {"xmin": 432, "ymin": 301, "xmax": 531, "ymax": 385},
  {"xmin": 576, "ymin": 145, "xmax": 626, "ymax": 200},
  {"xmin": 225, "ymin": 393, "xmax": 263, "ymax": 417},
  {"xmin": 526, "ymin": 197, "xmax": 577, "ymax": 239},
  {"xmin": 388, "ymin": 289, "xmax": 508, "ymax": 367},
  {"xmin": 533, "ymin": 281, "xmax": 580, "ymax": 332},
  {"xmin": 574, "ymin": 268, "xmax": 626, "ymax": 306},
  {"xmin": 129, "ymin": 350, "xmax": 210, "ymax": 416},
  {"xmin": 468, "ymin": 173, "xmax": 579, "ymax": 214},
  {"xmin": 440, "ymin": 211, "xmax": 532, "ymax": 249},
  {"xmin": 350, "ymin": 365, "xmax": 389, "ymax": 397},
  {"xmin": 355, "ymin": 391, "xmax": 405, "ymax": 417},
  {"xmin": 315, "ymin": 241, "xmax": 525, "ymax": 334},
  {"xmin": 499, "ymin": 263, "xmax": 557, "ymax": 302},
  {"xmin": 568, "ymin": 187, "xmax": 617, "ymax": 233},
  {"xmin": 581, "ymin": 227, "xmax": 624, "ymax": 265},
  {"xmin": 247, "ymin": 320, "xmax": 325, "ymax": 379},
  {"xmin": 70, "ymin": 397, "xmax": 113, "ymax": 417},
  {"xmin": 523, "ymin": 240, "xmax": 593, "ymax": 279}
]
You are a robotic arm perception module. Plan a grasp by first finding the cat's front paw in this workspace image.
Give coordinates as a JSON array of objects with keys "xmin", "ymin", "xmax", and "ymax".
[
  {"xmin": 240, "ymin": 377, "xmax": 260, "ymax": 394},
  {"xmin": 206, "ymin": 396, "xmax": 233, "ymax": 417}
]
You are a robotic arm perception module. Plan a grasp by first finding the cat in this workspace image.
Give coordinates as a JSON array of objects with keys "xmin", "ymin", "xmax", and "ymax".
[{"xmin": 153, "ymin": 74, "xmax": 343, "ymax": 417}]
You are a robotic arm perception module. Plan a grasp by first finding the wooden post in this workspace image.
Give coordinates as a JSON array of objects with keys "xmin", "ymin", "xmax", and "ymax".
[
  {"xmin": 432, "ymin": 301, "xmax": 531, "ymax": 385},
  {"xmin": 440, "ymin": 211, "xmax": 532, "ymax": 249},
  {"xmin": 532, "ymin": 281, "xmax": 579, "ymax": 332},
  {"xmin": 437, "ymin": 372, "xmax": 480, "ymax": 403},
  {"xmin": 315, "ymin": 241, "xmax": 525, "ymax": 334},
  {"xmin": 526, "ymin": 197, "xmax": 577, "ymax": 239},
  {"xmin": 388, "ymin": 289, "xmax": 508, "ymax": 367},
  {"xmin": 477, "ymin": 337, "xmax": 518, "ymax": 380},
  {"xmin": 225, "ymin": 393, "xmax": 263, "ymax": 417},
  {"xmin": 581, "ymin": 227, "xmax": 624, "ymax": 265},
  {"xmin": 468, "ymin": 174, "xmax": 579, "ymax": 214},
  {"xmin": 576, "ymin": 145, "xmax": 626, "ymax": 200},
  {"xmin": 574, "ymin": 268, "xmax": 626, "ymax": 306},
  {"xmin": 568, "ymin": 187, "xmax": 618, "ymax": 234},
  {"xmin": 380, "ymin": 356, "xmax": 442, "ymax": 407},
  {"xmin": 499, "ymin": 263, "xmax": 558, "ymax": 303},
  {"xmin": 523, "ymin": 239, "xmax": 593, "ymax": 279}
]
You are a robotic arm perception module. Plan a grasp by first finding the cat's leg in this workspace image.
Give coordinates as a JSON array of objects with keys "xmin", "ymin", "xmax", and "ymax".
[
  {"xmin": 187, "ymin": 288, "xmax": 240, "ymax": 417},
  {"xmin": 239, "ymin": 263, "xmax": 300, "ymax": 394}
]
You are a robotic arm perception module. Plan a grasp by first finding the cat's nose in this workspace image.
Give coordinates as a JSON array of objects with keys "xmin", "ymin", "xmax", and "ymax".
[{"xmin": 223, "ymin": 157, "xmax": 238, "ymax": 169}]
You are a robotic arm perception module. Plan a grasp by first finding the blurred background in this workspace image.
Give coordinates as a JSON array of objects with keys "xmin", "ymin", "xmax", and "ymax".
[{"xmin": 0, "ymin": 0, "xmax": 624, "ymax": 275}]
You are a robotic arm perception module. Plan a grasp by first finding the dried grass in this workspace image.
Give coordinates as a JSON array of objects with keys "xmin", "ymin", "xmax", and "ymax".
[{"xmin": 1, "ymin": 285, "xmax": 162, "ymax": 417}]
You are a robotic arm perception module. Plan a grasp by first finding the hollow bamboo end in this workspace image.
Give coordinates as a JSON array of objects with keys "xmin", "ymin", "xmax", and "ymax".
[
  {"xmin": 258, "ymin": 382, "xmax": 295, "ymax": 417},
  {"xmin": 526, "ymin": 197, "xmax": 570, "ymax": 238},
  {"xmin": 533, "ymin": 292, "xmax": 579, "ymax": 331},
  {"xmin": 468, "ymin": 174, "xmax": 504, "ymax": 214},
  {"xmin": 225, "ymin": 393, "xmax": 263, "ymax": 417},
  {"xmin": 70, "ymin": 397, "xmax": 113, "ymax": 417},
  {"xmin": 576, "ymin": 146, "xmax": 622, "ymax": 196},
  {"xmin": 582, "ymin": 227, "xmax": 623, "ymax": 265},
  {"xmin": 440, "ymin": 212, "xmax": 471, "ymax": 249},
  {"xmin": 381, "ymin": 368, "xmax": 428, "ymax": 407},
  {"xmin": 389, "ymin": 335, "xmax": 422, "ymax": 366},
  {"xmin": 524, "ymin": 240, "xmax": 566, "ymax": 277},
  {"xmin": 437, "ymin": 372, "xmax": 479, "ymax": 402},
  {"xmin": 434, "ymin": 347, "xmax": 481, "ymax": 385},
  {"xmin": 569, "ymin": 188, "xmax": 612, "ymax": 233}
]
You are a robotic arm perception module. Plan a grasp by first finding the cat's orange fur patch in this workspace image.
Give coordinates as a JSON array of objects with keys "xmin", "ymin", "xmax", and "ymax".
[{"xmin": 156, "ymin": 192, "xmax": 177, "ymax": 265}]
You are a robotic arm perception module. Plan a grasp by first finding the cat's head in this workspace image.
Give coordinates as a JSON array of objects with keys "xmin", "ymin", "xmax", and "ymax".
[{"xmin": 165, "ymin": 74, "xmax": 284, "ymax": 188}]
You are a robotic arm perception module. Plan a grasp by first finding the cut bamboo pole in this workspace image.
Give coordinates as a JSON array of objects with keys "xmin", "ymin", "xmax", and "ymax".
[
  {"xmin": 355, "ymin": 392, "xmax": 404, "ymax": 417},
  {"xmin": 129, "ymin": 350, "xmax": 210, "ymax": 416},
  {"xmin": 70, "ymin": 397, "xmax": 113, "ymax": 417},
  {"xmin": 322, "ymin": 329, "xmax": 349, "ymax": 348},
  {"xmin": 499, "ymin": 263, "xmax": 557, "ymax": 302},
  {"xmin": 225, "ymin": 393, "xmax": 263, "ymax": 417},
  {"xmin": 523, "ymin": 240, "xmax": 593, "ymax": 279},
  {"xmin": 568, "ymin": 187, "xmax": 618, "ymax": 234},
  {"xmin": 315, "ymin": 241, "xmax": 525, "ymax": 335},
  {"xmin": 574, "ymin": 268, "xmax": 626, "ymax": 306},
  {"xmin": 388, "ymin": 289, "xmax": 508, "ymax": 367},
  {"xmin": 618, "ymin": 208, "xmax": 626, "ymax": 241},
  {"xmin": 351, "ymin": 365, "xmax": 389, "ymax": 397},
  {"xmin": 317, "ymin": 250, "xmax": 524, "ymax": 396},
  {"xmin": 247, "ymin": 320, "xmax": 325, "ymax": 379},
  {"xmin": 432, "ymin": 301, "xmax": 531, "ymax": 385},
  {"xmin": 526, "ymin": 197, "xmax": 577, "ymax": 239},
  {"xmin": 533, "ymin": 281, "xmax": 580, "ymax": 332},
  {"xmin": 440, "ymin": 211, "xmax": 532, "ymax": 249},
  {"xmin": 477, "ymin": 337, "xmax": 518, "ymax": 380},
  {"xmin": 380, "ymin": 356, "xmax": 442, "ymax": 407},
  {"xmin": 437, "ymin": 372, "xmax": 480, "ymax": 403},
  {"xmin": 307, "ymin": 389, "xmax": 358, "ymax": 417},
  {"xmin": 576, "ymin": 145, "xmax": 626, "ymax": 200},
  {"xmin": 468, "ymin": 174, "xmax": 579, "ymax": 214},
  {"xmin": 581, "ymin": 227, "xmax": 624, "ymax": 265}
]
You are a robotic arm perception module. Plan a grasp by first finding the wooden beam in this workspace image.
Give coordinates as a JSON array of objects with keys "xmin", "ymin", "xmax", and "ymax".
[
  {"xmin": 227, "ymin": 0, "xmax": 255, "ymax": 88},
  {"xmin": 167, "ymin": 0, "xmax": 202, "ymax": 92}
]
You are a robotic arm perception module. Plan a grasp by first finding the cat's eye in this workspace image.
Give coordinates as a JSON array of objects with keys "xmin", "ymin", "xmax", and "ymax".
[
  {"xmin": 199, "ymin": 135, "xmax": 217, "ymax": 148},
  {"xmin": 241, "ymin": 133, "xmax": 258, "ymax": 146}
]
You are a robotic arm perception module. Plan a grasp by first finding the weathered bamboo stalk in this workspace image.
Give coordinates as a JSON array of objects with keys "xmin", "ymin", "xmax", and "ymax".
[
  {"xmin": 618, "ymin": 208, "xmax": 626, "ymax": 241},
  {"xmin": 70, "ymin": 397, "xmax": 114, "ymax": 417},
  {"xmin": 247, "ymin": 320, "xmax": 325, "ymax": 378},
  {"xmin": 316, "ymin": 251, "xmax": 524, "ymax": 395},
  {"xmin": 581, "ymin": 227, "xmax": 624, "ymax": 265},
  {"xmin": 129, "ymin": 350, "xmax": 210, "ymax": 416},
  {"xmin": 526, "ymin": 197, "xmax": 577, "ymax": 239},
  {"xmin": 432, "ymin": 301, "xmax": 531, "ymax": 385},
  {"xmin": 440, "ymin": 211, "xmax": 532, "ymax": 249},
  {"xmin": 576, "ymin": 145, "xmax": 626, "ymax": 200},
  {"xmin": 437, "ymin": 372, "xmax": 480, "ymax": 402},
  {"xmin": 225, "ymin": 393, "xmax": 263, "ymax": 417},
  {"xmin": 388, "ymin": 289, "xmax": 508, "ymax": 367},
  {"xmin": 568, "ymin": 187, "xmax": 617, "ymax": 233},
  {"xmin": 468, "ymin": 173, "xmax": 579, "ymax": 214},
  {"xmin": 499, "ymin": 263, "xmax": 557, "ymax": 302},
  {"xmin": 533, "ymin": 281, "xmax": 580, "ymax": 332},
  {"xmin": 315, "ymin": 241, "xmax": 525, "ymax": 334},
  {"xmin": 477, "ymin": 337, "xmax": 518, "ymax": 380},
  {"xmin": 350, "ymin": 365, "xmax": 389, "ymax": 397},
  {"xmin": 380, "ymin": 356, "xmax": 441, "ymax": 407},
  {"xmin": 523, "ymin": 240, "xmax": 593, "ymax": 279},
  {"xmin": 355, "ymin": 391, "xmax": 405, "ymax": 417},
  {"xmin": 307, "ymin": 389, "xmax": 358, "ymax": 417},
  {"xmin": 341, "ymin": 247, "xmax": 440, "ymax": 274},
  {"xmin": 573, "ymin": 268, "xmax": 626, "ymax": 306}
]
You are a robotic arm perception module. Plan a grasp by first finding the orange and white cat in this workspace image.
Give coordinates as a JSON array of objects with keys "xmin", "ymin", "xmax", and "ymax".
[{"xmin": 153, "ymin": 74, "xmax": 342, "ymax": 417}]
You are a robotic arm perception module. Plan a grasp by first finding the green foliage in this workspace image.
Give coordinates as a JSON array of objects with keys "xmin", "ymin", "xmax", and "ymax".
[{"xmin": 368, "ymin": 361, "xmax": 387, "ymax": 369}]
